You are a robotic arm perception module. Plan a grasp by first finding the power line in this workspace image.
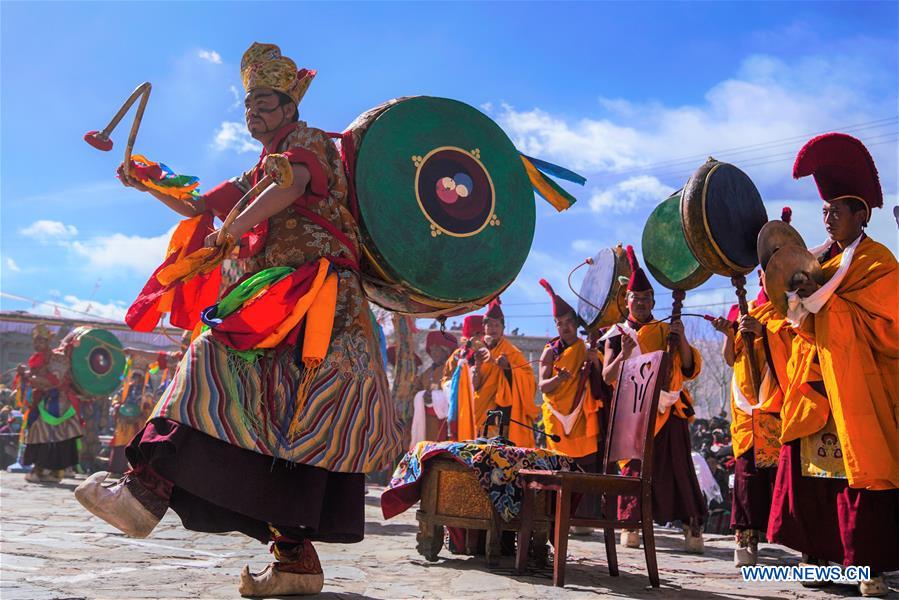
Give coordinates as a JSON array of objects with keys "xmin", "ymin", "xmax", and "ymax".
[{"xmin": 596, "ymin": 116, "xmax": 898, "ymax": 179}]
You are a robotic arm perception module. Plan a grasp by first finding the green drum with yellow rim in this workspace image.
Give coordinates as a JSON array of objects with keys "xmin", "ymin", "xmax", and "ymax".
[
  {"xmin": 65, "ymin": 326, "xmax": 127, "ymax": 397},
  {"xmin": 642, "ymin": 191, "xmax": 711, "ymax": 291},
  {"xmin": 345, "ymin": 97, "xmax": 535, "ymax": 317}
]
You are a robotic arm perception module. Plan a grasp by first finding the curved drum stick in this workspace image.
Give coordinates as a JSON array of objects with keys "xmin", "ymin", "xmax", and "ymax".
[
  {"xmin": 216, "ymin": 154, "xmax": 294, "ymax": 247},
  {"xmin": 83, "ymin": 82, "xmax": 152, "ymax": 179}
]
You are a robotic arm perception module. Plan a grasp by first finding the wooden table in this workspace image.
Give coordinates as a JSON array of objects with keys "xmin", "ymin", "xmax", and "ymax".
[{"xmin": 414, "ymin": 456, "xmax": 553, "ymax": 567}]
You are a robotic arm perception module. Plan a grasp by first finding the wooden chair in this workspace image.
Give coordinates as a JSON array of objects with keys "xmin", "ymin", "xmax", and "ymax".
[{"xmin": 515, "ymin": 350, "xmax": 669, "ymax": 588}]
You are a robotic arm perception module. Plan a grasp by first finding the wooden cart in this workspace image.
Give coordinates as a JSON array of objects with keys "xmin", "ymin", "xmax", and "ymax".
[{"xmin": 414, "ymin": 456, "xmax": 553, "ymax": 567}]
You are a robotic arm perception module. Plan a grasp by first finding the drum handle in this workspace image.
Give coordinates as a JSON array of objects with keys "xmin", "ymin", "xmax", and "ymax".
[
  {"xmin": 663, "ymin": 290, "xmax": 686, "ymax": 389},
  {"xmin": 731, "ymin": 275, "xmax": 763, "ymax": 395},
  {"xmin": 566, "ymin": 258, "xmax": 604, "ymax": 312}
]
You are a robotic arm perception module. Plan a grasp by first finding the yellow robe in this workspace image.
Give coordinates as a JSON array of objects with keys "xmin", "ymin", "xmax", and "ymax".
[
  {"xmin": 443, "ymin": 339, "xmax": 539, "ymax": 444},
  {"xmin": 542, "ymin": 339, "xmax": 603, "ymax": 459},
  {"xmin": 730, "ymin": 301, "xmax": 794, "ymax": 458},
  {"xmin": 623, "ymin": 321, "xmax": 702, "ymax": 435},
  {"xmin": 780, "ymin": 236, "xmax": 899, "ymax": 490}
]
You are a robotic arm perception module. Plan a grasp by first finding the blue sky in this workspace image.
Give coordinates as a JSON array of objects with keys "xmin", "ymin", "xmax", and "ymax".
[{"xmin": 2, "ymin": 1, "xmax": 897, "ymax": 336}]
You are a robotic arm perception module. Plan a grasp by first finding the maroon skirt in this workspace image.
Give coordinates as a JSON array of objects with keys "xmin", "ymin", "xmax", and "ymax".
[
  {"xmin": 23, "ymin": 438, "xmax": 80, "ymax": 471},
  {"xmin": 767, "ymin": 440, "xmax": 899, "ymax": 572},
  {"xmin": 126, "ymin": 418, "xmax": 365, "ymax": 544},
  {"xmin": 731, "ymin": 448, "xmax": 777, "ymax": 531},
  {"xmin": 618, "ymin": 416, "xmax": 707, "ymax": 525}
]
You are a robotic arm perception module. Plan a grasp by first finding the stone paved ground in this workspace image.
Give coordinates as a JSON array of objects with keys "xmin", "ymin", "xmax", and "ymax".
[{"xmin": 1, "ymin": 471, "xmax": 896, "ymax": 599}]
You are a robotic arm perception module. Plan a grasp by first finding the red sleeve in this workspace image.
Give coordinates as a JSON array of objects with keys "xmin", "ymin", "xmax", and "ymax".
[
  {"xmin": 203, "ymin": 180, "xmax": 245, "ymax": 219},
  {"xmin": 282, "ymin": 147, "xmax": 330, "ymax": 203}
]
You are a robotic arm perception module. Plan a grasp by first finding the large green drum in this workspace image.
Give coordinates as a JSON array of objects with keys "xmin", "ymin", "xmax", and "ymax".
[
  {"xmin": 642, "ymin": 191, "xmax": 711, "ymax": 291},
  {"xmin": 65, "ymin": 326, "xmax": 126, "ymax": 397},
  {"xmin": 344, "ymin": 97, "xmax": 535, "ymax": 317}
]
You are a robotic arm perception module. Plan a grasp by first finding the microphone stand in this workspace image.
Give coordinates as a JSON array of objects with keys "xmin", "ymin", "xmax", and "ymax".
[{"xmin": 482, "ymin": 410, "xmax": 561, "ymax": 444}]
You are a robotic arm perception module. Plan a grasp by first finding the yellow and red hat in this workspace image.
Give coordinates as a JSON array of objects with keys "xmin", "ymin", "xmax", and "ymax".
[{"xmin": 240, "ymin": 42, "xmax": 315, "ymax": 105}]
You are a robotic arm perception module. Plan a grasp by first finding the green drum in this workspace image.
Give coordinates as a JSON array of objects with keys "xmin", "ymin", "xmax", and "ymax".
[
  {"xmin": 642, "ymin": 191, "xmax": 711, "ymax": 291},
  {"xmin": 345, "ymin": 97, "xmax": 535, "ymax": 317},
  {"xmin": 65, "ymin": 326, "xmax": 126, "ymax": 397}
]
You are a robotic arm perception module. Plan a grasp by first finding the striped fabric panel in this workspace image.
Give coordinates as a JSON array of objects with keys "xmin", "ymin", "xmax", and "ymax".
[{"xmin": 152, "ymin": 331, "xmax": 403, "ymax": 473}]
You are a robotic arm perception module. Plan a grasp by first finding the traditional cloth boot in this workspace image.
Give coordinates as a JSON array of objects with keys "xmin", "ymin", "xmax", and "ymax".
[
  {"xmin": 683, "ymin": 523, "xmax": 705, "ymax": 554},
  {"xmin": 570, "ymin": 526, "xmax": 593, "ymax": 536},
  {"xmin": 858, "ymin": 574, "xmax": 889, "ymax": 597},
  {"xmin": 734, "ymin": 528, "xmax": 759, "ymax": 567},
  {"xmin": 43, "ymin": 469, "xmax": 64, "ymax": 483},
  {"xmin": 621, "ymin": 529, "xmax": 640, "ymax": 548},
  {"xmin": 74, "ymin": 471, "xmax": 161, "ymax": 538},
  {"xmin": 25, "ymin": 468, "xmax": 43, "ymax": 483},
  {"xmin": 239, "ymin": 539, "xmax": 324, "ymax": 597},
  {"xmin": 798, "ymin": 555, "xmax": 830, "ymax": 588}
]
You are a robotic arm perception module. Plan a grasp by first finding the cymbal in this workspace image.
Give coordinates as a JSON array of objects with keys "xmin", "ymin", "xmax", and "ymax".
[
  {"xmin": 765, "ymin": 246, "xmax": 826, "ymax": 317},
  {"xmin": 757, "ymin": 220, "xmax": 806, "ymax": 271}
]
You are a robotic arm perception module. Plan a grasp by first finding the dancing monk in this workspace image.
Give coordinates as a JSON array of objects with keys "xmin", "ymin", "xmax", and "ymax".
[
  {"xmin": 767, "ymin": 133, "xmax": 898, "ymax": 598},
  {"xmin": 76, "ymin": 42, "xmax": 401, "ymax": 597},
  {"xmin": 603, "ymin": 246, "xmax": 706, "ymax": 553}
]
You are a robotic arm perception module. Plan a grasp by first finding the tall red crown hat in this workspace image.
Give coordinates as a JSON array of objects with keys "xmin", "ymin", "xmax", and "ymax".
[
  {"xmin": 793, "ymin": 133, "xmax": 882, "ymax": 222},
  {"xmin": 539, "ymin": 279, "xmax": 577, "ymax": 319},
  {"xmin": 462, "ymin": 315, "xmax": 484, "ymax": 339},
  {"xmin": 625, "ymin": 245, "xmax": 653, "ymax": 292},
  {"xmin": 484, "ymin": 297, "xmax": 504, "ymax": 321}
]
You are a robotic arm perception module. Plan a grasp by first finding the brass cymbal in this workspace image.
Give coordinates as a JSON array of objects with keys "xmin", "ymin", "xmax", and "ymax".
[
  {"xmin": 765, "ymin": 246, "xmax": 826, "ymax": 317},
  {"xmin": 757, "ymin": 220, "xmax": 807, "ymax": 271}
]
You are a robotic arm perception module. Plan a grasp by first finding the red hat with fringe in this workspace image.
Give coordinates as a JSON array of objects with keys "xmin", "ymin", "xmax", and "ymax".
[
  {"xmin": 625, "ymin": 245, "xmax": 653, "ymax": 292},
  {"xmin": 793, "ymin": 133, "xmax": 882, "ymax": 220},
  {"xmin": 539, "ymin": 279, "xmax": 576, "ymax": 319},
  {"xmin": 462, "ymin": 315, "xmax": 484, "ymax": 339},
  {"xmin": 484, "ymin": 297, "xmax": 504, "ymax": 321},
  {"xmin": 781, "ymin": 206, "xmax": 792, "ymax": 223}
]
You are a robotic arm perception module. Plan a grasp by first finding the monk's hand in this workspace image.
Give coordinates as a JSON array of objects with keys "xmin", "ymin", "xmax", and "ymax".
[
  {"xmin": 586, "ymin": 348, "xmax": 601, "ymax": 367},
  {"xmin": 556, "ymin": 367, "xmax": 572, "ymax": 382},
  {"xmin": 475, "ymin": 347, "xmax": 491, "ymax": 363},
  {"xmin": 621, "ymin": 332, "xmax": 637, "ymax": 357},
  {"xmin": 496, "ymin": 354, "xmax": 510, "ymax": 369},
  {"xmin": 738, "ymin": 315, "xmax": 764, "ymax": 336},
  {"xmin": 669, "ymin": 319, "xmax": 686, "ymax": 339},
  {"xmin": 710, "ymin": 317, "xmax": 732, "ymax": 334},
  {"xmin": 116, "ymin": 162, "xmax": 151, "ymax": 192},
  {"xmin": 792, "ymin": 272, "xmax": 821, "ymax": 299}
]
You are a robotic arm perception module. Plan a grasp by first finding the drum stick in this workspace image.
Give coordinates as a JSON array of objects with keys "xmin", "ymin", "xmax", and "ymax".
[
  {"xmin": 216, "ymin": 154, "xmax": 293, "ymax": 246},
  {"xmin": 731, "ymin": 274, "xmax": 763, "ymax": 395},
  {"xmin": 83, "ymin": 82, "xmax": 152, "ymax": 180}
]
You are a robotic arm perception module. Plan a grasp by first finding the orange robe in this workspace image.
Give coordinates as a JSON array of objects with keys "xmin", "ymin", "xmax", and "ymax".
[
  {"xmin": 780, "ymin": 237, "xmax": 899, "ymax": 490},
  {"xmin": 445, "ymin": 339, "xmax": 539, "ymax": 445},
  {"xmin": 730, "ymin": 301, "xmax": 794, "ymax": 458},
  {"xmin": 542, "ymin": 339, "xmax": 602, "ymax": 459}
]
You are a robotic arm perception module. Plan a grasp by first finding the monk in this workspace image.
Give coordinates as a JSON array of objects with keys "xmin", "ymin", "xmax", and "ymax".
[
  {"xmin": 767, "ymin": 133, "xmax": 898, "ymax": 597},
  {"xmin": 444, "ymin": 308, "xmax": 537, "ymax": 443},
  {"xmin": 711, "ymin": 264, "xmax": 794, "ymax": 567},
  {"xmin": 408, "ymin": 331, "xmax": 457, "ymax": 448},
  {"xmin": 603, "ymin": 246, "xmax": 706, "ymax": 553},
  {"xmin": 537, "ymin": 279, "xmax": 606, "ymax": 534}
]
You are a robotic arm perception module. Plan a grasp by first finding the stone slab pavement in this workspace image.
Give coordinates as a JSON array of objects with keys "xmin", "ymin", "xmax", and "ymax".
[{"xmin": 1, "ymin": 472, "xmax": 895, "ymax": 599}]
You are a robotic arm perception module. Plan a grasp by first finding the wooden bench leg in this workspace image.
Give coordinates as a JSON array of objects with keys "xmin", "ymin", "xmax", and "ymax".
[
  {"xmin": 486, "ymin": 513, "xmax": 502, "ymax": 568},
  {"xmin": 553, "ymin": 487, "xmax": 571, "ymax": 587},
  {"xmin": 515, "ymin": 487, "xmax": 535, "ymax": 573},
  {"xmin": 416, "ymin": 519, "xmax": 443, "ymax": 562}
]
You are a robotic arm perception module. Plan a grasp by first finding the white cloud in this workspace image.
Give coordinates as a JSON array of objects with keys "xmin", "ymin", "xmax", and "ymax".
[
  {"xmin": 20, "ymin": 220, "xmax": 78, "ymax": 242},
  {"xmin": 494, "ymin": 50, "xmax": 897, "ymax": 205},
  {"xmin": 589, "ymin": 175, "xmax": 674, "ymax": 214},
  {"xmin": 198, "ymin": 49, "xmax": 222, "ymax": 64},
  {"xmin": 211, "ymin": 121, "xmax": 260, "ymax": 154},
  {"xmin": 229, "ymin": 85, "xmax": 243, "ymax": 110},
  {"xmin": 32, "ymin": 295, "xmax": 128, "ymax": 322},
  {"xmin": 5, "ymin": 258, "xmax": 21, "ymax": 273},
  {"xmin": 70, "ymin": 227, "xmax": 174, "ymax": 273}
]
